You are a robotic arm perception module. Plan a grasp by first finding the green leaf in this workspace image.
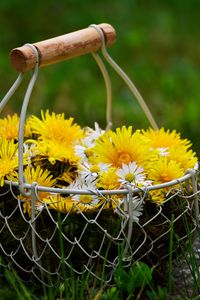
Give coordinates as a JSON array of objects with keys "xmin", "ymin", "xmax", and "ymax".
[
  {"xmin": 114, "ymin": 266, "xmax": 130, "ymax": 291},
  {"xmin": 127, "ymin": 262, "xmax": 153, "ymax": 293}
]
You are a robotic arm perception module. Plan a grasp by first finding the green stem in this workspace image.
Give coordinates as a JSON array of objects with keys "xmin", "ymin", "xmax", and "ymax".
[{"xmin": 168, "ymin": 214, "xmax": 174, "ymax": 293}]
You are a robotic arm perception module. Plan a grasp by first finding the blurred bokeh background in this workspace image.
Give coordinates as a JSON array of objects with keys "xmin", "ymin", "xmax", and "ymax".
[{"xmin": 0, "ymin": 0, "xmax": 199, "ymax": 156}]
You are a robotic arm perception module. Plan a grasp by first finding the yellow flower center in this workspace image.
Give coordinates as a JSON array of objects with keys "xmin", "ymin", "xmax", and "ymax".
[
  {"xmin": 84, "ymin": 148, "xmax": 93, "ymax": 158},
  {"xmin": 90, "ymin": 165, "xmax": 100, "ymax": 173},
  {"xmin": 117, "ymin": 152, "xmax": 132, "ymax": 166},
  {"xmin": 79, "ymin": 195, "xmax": 93, "ymax": 204},
  {"xmin": 125, "ymin": 173, "xmax": 135, "ymax": 182},
  {"xmin": 158, "ymin": 173, "xmax": 172, "ymax": 182}
]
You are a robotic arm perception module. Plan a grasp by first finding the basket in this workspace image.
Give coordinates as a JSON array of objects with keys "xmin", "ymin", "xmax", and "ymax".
[{"xmin": 0, "ymin": 23, "xmax": 199, "ymax": 286}]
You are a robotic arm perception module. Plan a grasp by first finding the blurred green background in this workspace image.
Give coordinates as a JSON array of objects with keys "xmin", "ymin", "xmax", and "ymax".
[{"xmin": 0, "ymin": 0, "xmax": 199, "ymax": 156}]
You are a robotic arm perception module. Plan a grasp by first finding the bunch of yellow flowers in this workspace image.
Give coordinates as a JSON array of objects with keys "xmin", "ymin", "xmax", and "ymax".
[{"xmin": 0, "ymin": 110, "xmax": 197, "ymax": 217}]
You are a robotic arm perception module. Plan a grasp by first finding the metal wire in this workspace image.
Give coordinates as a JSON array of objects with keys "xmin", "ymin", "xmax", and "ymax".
[
  {"xmin": 91, "ymin": 52, "xmax": 113, "ymax": 130},
  {"xmin": 0, "ymin": 181, "xmax": 198, "ymax": 285},
  {"xmin": 0, "ymin": 72, "xmax": 24, "ymax": 113},
  {"xmin": 4, "ymin": 162, "xmax": 199, "ymax": 196},
  {"xmin": 18, "ymin": 44, "xmax": 39, "ymax": 197},
  {"xmin": 89, "ymin": 24, "xmax": 159, "ymax": 130}
]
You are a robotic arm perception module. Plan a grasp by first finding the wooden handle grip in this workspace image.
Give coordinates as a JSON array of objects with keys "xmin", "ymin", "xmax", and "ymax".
[{"xmin": 10, "ymin": 23, "xmax": 116, "ymax": 72}]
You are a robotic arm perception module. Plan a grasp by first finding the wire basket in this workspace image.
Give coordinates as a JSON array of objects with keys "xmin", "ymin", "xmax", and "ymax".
[{"xmin": 0, "ymin": 23, "xmax": 199, "ymax": 286}]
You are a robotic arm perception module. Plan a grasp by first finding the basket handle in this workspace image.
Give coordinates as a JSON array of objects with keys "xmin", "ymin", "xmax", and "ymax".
[{"xmin": 10, "ymin": 23, "xmax": 116, "ymax": 72}]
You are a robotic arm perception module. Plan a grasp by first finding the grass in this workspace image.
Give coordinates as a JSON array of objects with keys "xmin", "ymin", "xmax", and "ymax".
[
  {"xmin": 0, "ymin": 216, "xmax": 199, "ymax": 300},
  {"xmin": 168, "ymin": 214, "xmax": 175, "ymax": 294},
  {"xmin": 0, "ymin": 244, "xmax": 199, "ymax": 300}
]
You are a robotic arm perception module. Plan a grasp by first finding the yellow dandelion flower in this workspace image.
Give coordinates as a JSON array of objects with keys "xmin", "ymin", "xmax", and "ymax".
[
  {"xmin": 147, "ymin": 157, "xmax": 186, "ymax": 204},
  {"xmin": 57, "ymin": 170, "xmax": 76, "ymax": 185},
  {"xmin": 93, "ymin": 126, "xmax": 152, "ymax": 168},
  {"xmin": 28, "ymin": 110, "xmax": 83, "ymax": 145},
  {"xmin": 96, "ymin": 168, "xmax": 120, "ymax": 190},
  {"xmin": 44, "ymin": 194, "xmax": 75, "ymax": 213},
  {"xmin": 168, "ymin": 146, "xmax": 197, "ymax": 171},
  {"xmin": 45, "ymin": 194, "xmax": 98, "ymax": 214},
  {"xmin": 147, "ymin": 157, "xmax": 184, "ymax": 185},
  {"xmin": 23, "ymin": 202, "xmax": 32, "ymax": 215},
  {"xmin": 32, "ymin": 139, "xmax": 80, "ymax": 165},
  {"xmin": 0, "ymin": 114, "xmax": 19, "ymax": 140},
  {"xmin": 148, "ymin": 190, "xmax": 166, "ymax": 205},
  {"xmin": 110, "ymin": 196, "xmax": 123, "ymax": 210},
  {"xmin": 0, "ymin": 114, "xmax": 34, "ymax": 140},
  {"xmin": 22, "ymin": 165, "xmax": 56, "ymax": 200},
  {"xmin": 19, "ymin": 165, "xmax": 56, "ymax": 215},
  {"xmin": 23, "ymin": 165, "xmax": 56, "ymax": 187},
  {"xmin": 0, "ymin": 138, "xmax": 19, "ymax": 186},
  {"xmin": 76, "ymin": 202, "xmax": 100, "ymax": 213},
  {"xmin": 24, "ymin": 116, "xmax": 36, "ymax": 138},
  {"xmin": 142, "ymin": 127, "xmax": 191, "ymax": 149}
]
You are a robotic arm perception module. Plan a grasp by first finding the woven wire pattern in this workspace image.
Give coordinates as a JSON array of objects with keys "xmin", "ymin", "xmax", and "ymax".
[{"xmin": 0, "ymin": 174, "xmax": 199, "ymax": 286}]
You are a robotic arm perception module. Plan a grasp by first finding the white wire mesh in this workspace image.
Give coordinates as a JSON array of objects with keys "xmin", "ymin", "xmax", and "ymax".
[{"xmin": 0, "ymin": 171, "xmax": 199, "ymax": 285}]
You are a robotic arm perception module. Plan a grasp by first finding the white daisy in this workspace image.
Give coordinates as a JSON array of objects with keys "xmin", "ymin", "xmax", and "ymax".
[
  {"xmin": 83, "ymin": 122, "xmax": 105, "ymax": 147},
  {"xmin": 131, "ymin": 197, "xmax": 144, "ymax": 223},
  {"xmin": 116, "ymin": 196, "xmax": 143, "ymax": 223},
  {"xmin": 117, "ymin": 162, "xmax": 147, "ymax": 187},
  {"xmin": 79, "ymin": 161, "xmax": 111, "ymax": 182},
  {"xmin": 23, "ymin": 142, "xmax": 36, "ymax": 160},
  {"xmin": 74, "ymin": 123, "xmax": 105, "ymax": 162},
  {"xmin": 66, "ymin": 176, "xmax": 86, "ymax": 190},
  {"xmin": 74, "ymin": 145, "xmax": 88, "ymax": 161},
  {"xmin": 72, "ymin": 192, "xmax": 99, "ymax": 206},
  {"xmin": 35, "ymin": 202, "xmax": 45, "ymax": 213},
  {"xmin": 67, "ymin": 177, "xmax": 99, "ymax": 207}
]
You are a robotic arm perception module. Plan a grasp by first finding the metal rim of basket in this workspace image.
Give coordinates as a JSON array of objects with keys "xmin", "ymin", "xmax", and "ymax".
[{"xmin": 4, "ymin": 163, "xmax": 199, "ymax": 195}]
